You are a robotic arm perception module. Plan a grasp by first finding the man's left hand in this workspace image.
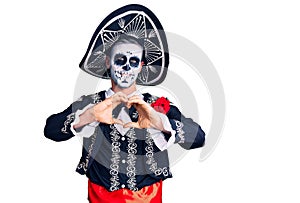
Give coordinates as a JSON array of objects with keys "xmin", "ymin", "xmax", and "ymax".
[{"xmin": 123, "ymin": 95, "xmax": 164, "ymax": 131}]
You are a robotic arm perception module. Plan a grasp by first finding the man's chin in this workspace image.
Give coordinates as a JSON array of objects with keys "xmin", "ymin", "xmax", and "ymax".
[{"xmin": 116, "ymin": 81, "xmax": 133, "ymax": 89}]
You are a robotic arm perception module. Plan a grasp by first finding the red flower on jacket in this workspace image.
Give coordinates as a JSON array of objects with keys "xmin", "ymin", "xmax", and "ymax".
[{"xmin": 151, "ymin": 97, "xmax": 170, "ymax": 114}]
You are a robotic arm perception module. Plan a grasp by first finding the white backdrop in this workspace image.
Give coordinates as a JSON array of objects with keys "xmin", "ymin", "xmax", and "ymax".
[{"xmin": 1, "ymin": 0, "xmax": 299, "ymax": 202}]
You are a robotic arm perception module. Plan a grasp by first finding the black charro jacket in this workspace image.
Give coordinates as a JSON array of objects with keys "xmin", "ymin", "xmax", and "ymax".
[{"xmin": 44, "ymin": 91, "xmax": 205, "ymax": 191}]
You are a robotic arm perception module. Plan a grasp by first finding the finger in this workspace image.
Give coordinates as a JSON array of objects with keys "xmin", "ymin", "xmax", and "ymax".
[
  {"xmin": 126, "ymin": 95, "xmax": 143, "ymax": 108},
  {"xmin": 112, "ymin": 97, "xmax": 128, "ymax": 109},
  {"xmin": 112, "ymin": 93, "xmax": 128, "ymax": 109},
  {"xmin": 113, "ymin": 92, "xmax": 128, "ymax": 101},
  {"xmin": 123, "ymin": 122, "xmax": 141, "ymax": 129},
  {"xmin": 127, "ymin": 97, "xmax": 145, "ymax": 108},
  {"xmin": 113, "ymin": 92, "xmax": 128, "ymax": 102},
  {"xmin": 115, "ymin": 91, "xmax": 128, "ymax": 97},
  {"xmin": 94, "ymin": 99, "xmax": 111, "ymax": 111},
  {"xmin": 127, "ymin": 95, "xmax": 143, "ymax": 101},
  {"xmin": 112, "ymin": 118, "xmax": 124, "ymax": 125}
]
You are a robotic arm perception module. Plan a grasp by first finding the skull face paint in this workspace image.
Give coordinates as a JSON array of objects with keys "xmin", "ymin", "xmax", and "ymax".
[{"xmin": 110, "ymin": 42, "xmax": 143, "ymax": 88}]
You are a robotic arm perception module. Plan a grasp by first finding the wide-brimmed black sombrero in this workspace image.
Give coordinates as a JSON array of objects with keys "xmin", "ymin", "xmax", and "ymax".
[{"xmin": 79, "ymin": 4, "xmax": 169, "ymax": 86}]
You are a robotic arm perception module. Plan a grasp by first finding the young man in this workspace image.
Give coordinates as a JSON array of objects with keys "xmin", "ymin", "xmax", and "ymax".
[{"xmin": 44, "ymin": 4, "xmax": 205, "ymax": 203}]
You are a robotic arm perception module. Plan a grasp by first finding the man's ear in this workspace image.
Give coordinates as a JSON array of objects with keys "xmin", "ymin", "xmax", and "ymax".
[{"xmin": 105, "ymin": 56, "xmax": 110, "ymax": 68}]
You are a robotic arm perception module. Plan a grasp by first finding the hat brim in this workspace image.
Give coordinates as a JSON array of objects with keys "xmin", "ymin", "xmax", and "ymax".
[{"xmin": 79, "ymin": 4, "xmax": 169, "ymax": 86}]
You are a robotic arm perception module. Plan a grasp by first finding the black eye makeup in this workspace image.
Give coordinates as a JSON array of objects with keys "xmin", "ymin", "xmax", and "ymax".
[
  {"xmin": 113, "ymin": 54, "xmax": 141, "ymax": 68},
  {"xmin": 129, "ymin": 57, "xmax": 140, "ymax": 67},
  {"xmin": 114, "ymin": 54, "xmax": 127, "ymax": 66}
]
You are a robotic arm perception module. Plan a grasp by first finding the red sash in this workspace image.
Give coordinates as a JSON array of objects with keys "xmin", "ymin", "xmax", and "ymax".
[{"xmin": 88, "ymin": 180, "xmax": 162, "ymax": 203}]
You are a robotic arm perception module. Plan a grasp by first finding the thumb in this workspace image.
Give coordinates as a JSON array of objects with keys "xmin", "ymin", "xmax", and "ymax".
[
  {"xmin": 123, "ymin": 122, "xmax": 141, "ymax": 129},
  {"xmin": 112, "ymin": 118, "xmax": 124, "ymax": 125}
]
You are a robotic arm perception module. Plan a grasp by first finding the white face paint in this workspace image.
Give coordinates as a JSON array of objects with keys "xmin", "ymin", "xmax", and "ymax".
[{"xmin": 110, "ymin": 42, "xmax": 143, "ymax": 88}]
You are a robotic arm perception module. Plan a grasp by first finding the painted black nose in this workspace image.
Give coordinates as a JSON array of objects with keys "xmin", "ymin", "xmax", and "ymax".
[{"xmin": 122, "ymin": 64, "xmax": 130, "ymax": 71}]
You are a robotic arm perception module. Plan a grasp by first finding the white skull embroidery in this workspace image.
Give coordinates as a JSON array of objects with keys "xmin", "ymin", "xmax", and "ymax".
[{"xmin": 110, "ymin": 42, "xmax": 143, "ymax": 88}]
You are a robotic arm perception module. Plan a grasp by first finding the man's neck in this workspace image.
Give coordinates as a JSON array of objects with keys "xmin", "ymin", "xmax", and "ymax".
[{"xmin": 111, "ymin": 81, "xmax": 137, "ymax": 96}]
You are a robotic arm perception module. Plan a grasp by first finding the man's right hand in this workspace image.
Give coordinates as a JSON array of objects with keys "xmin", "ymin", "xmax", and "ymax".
[
  {"xmin": 73, "ymin": 92, "xmax": 128, "ymax": 129},
  {"xmin": 93, "ymin": 92, "xmax": 128, "ymax": 125}
]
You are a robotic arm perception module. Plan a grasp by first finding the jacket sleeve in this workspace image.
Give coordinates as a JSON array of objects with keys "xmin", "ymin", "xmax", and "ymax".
[
  {"xmin": 44, "ymin": 94, "xmax": 97, "ymax": 142},
  {"xmin": 166, "ymin": 105, "xmax": 206, "ymax": 149}
]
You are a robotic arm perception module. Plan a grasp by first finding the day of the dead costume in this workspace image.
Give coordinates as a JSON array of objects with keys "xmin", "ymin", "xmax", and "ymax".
[
  {"xmin": 44, "ymin": 90, "xmax": 205, "ymax": 202},
  {"xmin": 44, "ymin": 4, "xmax": 205, "ymax": 203}
]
